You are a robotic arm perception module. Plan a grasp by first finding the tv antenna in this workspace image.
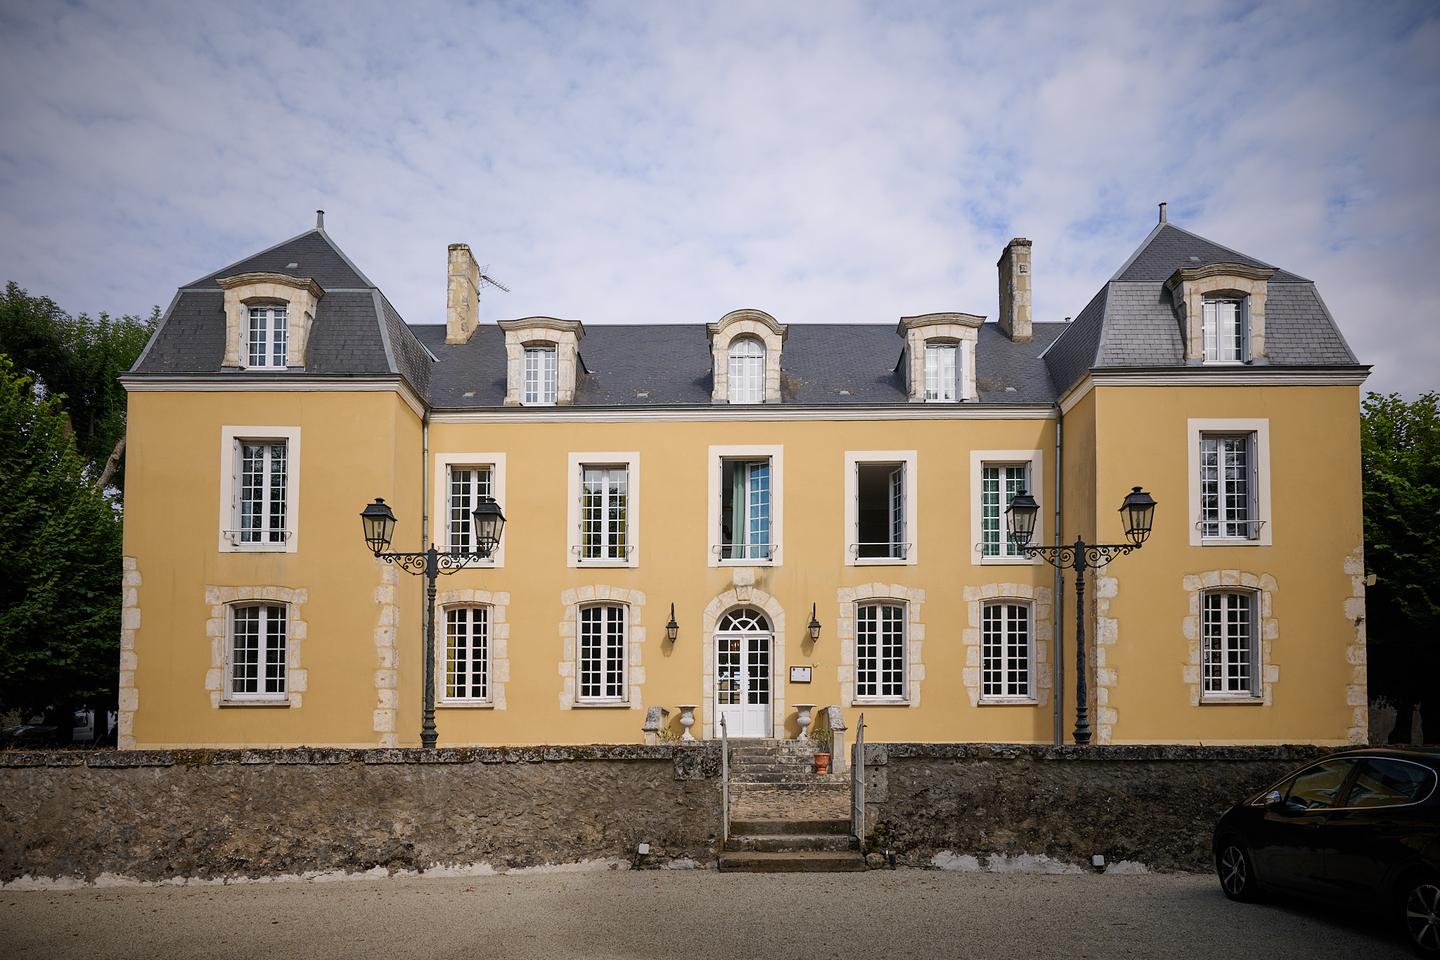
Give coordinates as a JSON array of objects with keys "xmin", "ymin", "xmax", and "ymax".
[{"xmin": 479, "ymin": 267, "xmax": 511, "ymax": 294}]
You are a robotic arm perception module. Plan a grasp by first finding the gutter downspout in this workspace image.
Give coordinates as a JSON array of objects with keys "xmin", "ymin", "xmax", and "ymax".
[
  {"xmin": 1053, "ymin": 403, "xmax": 1065, "ymax": 746},
  {"xmin": 420, "ymin": 409, "xmax": 431, "ymax": 748}
]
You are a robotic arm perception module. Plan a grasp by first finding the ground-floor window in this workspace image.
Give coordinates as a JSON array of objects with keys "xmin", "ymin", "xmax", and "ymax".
[
  {"xmin": 855, "ymin": 602, "xmax": 906, "ymax": 700},
  {"xmin": 981, "ymin": 601, "xmax": 1032, "ymax": 700},
  {"xmin": 578, "ymin": 603, "xmax": 627, "ymax": 702},
  {"xmin": 228, "ymin": 603, "xmax": 287, "ymax": 701},
  {"xmin": 1202, "ymin": 590, "xmax": 1258, "ymax": 698},
  {"xmin": 444, "ymin": 606, "xmax": 490, "ymax": 702}
]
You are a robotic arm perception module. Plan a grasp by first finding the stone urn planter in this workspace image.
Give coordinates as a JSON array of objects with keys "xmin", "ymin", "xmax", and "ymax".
[
  {"xmin": 677, "ymin": 705, "xmax": 698, "ymax": 741},
  {"xmin": 811, "ymin": 725, "xmax": 832, "ymax": 775}
]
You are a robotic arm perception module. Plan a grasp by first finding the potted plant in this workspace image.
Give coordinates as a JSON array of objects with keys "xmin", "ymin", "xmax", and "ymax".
[{"xmin": 810, "ymin": 723, "xmax": 833, "ymax": 775}]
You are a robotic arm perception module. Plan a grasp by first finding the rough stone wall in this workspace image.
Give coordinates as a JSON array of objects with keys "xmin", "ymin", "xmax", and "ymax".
[
  {"xmin": 863, "ymin": 743, "xmax": 1331, "ymax": 872},
  {"xmin": 0, "ymin": 746, "xmax": 720, "ymax": 884}
]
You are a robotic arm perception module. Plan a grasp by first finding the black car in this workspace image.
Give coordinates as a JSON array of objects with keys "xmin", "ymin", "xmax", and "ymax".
[{"xmin": 1213, "ymin": 748, "xmax": 1440, "ymax": 955}]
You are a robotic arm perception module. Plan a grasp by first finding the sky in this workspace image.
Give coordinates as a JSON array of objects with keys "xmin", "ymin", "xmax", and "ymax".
[{"xmin": 1, "ymin": 1, "xmax": 1437, "ymax": 396}]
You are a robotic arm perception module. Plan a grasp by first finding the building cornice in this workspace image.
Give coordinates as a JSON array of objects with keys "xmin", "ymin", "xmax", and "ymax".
[
  {"xmin": 216, "ymin": 272, "xmax": 325, "ymax": 300},
  {"xmin": 895, "ymin": 312, "xmax": 986, "ymax": 337},
  {"xmin": 429, "ymin": 402, "xmax": 1057, "ymax": 424},
  {"xmin": 1057, "ymin": 366, "xmax": 1372, "ymax": 415},
  {"xmin": 120, "ymin": 374, "xmax": 426, "ymax": 419}
]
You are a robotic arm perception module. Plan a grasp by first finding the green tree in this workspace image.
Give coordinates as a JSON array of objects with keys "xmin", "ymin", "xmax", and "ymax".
[
  {"xmin": 1361, "ymin": 391, "xmax": 1440, "ymax": 743},
  {"xmin": 0, "ymin": 355, "xmax": 123, "ymax": 721}
]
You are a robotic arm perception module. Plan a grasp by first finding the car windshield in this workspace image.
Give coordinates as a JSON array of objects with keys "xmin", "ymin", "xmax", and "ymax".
[
  {"xmin": 1282, "ymin": 759, "xmax": 1355, "ymax": 810},
  {"xmin": 1347, "ymin": 758, "xmax": 1435, "ymax": 808}
]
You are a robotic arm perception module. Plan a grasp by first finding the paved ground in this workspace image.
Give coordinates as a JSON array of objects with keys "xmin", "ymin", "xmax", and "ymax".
[{"xmin": 0, "ymin": 869, "xmax": 1410, "ymax": 959}]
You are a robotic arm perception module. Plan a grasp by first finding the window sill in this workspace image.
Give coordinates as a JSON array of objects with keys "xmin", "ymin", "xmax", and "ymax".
[
  {"xmin": 1197, "ymin": 538, "xmax": 1267, "ymax": 547},
  {"xmin": 851, "ymin": 698, "xmax": 910, "ymax": 707},
  {"xmin": 1200, "ymin": 695, "xmax": 1266, "ymax": 705},
  {"xmin": 978, "ymin": 698, "xmax": 1039, "ymax": 707},
  {"xmin": 220, "ymin": 543, "xmax": 294, "ymax": 554},
  {"xmin": 573, "ymin": 559, "xmax": 637, "ymax": 569},
  {"xmin": 1200, "ymin": 360, "xmax": 1250, "ymax": 366},
  {"xmin": 438, "ymin": 701, "xmax": 495, "ymax": 710},
  {"xmin": 978, "ymin": 556, "xmax": 1038, "ymax": 566},
  {"xmin": 572, "ymin": 700, "xmax": 631, "ymax": 709},
  {"xmin": 849, "ymin": 557, "xmax": 913, "ymax": 567},
  {"xmin": 219, "ymin": 699, "xmax": 291, "ymax": 708},
  {"xmin": 716, "ymin": 558, "xmax": 777, "ymax": 567}
]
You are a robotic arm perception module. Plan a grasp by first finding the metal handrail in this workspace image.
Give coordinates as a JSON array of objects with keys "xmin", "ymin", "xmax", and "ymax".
[
  {"xmin": 848, "ymin": 542, "xmax": 912, "ymax": 559},
  {"xmin": 713, "ymin": 543, "xmax": 777, "ymax": 561},
  {"xmin": 851, "ymin": 713, "xmax": 866, "ymax": 844},
  {"xmin": 720, "ymin": 714, "xmax": 730, "ymax": 846},
  {"xmin": 1194, "ymin": 517, "xmax": 1267, "ymax": 536}
]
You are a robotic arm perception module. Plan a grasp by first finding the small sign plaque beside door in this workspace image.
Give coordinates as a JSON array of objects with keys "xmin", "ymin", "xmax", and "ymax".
[{"xmin": 789, "ymin": 666, "xmax": 813, "ymax": 683}]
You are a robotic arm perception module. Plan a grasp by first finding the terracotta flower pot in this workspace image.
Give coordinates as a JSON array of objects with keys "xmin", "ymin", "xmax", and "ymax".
[{"xmin": 815, "ymin": 752, "xmax": 831, "ymax": 775}]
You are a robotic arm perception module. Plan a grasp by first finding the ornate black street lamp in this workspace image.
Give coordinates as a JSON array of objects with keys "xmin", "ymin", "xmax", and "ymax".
[
  {"xmin": 359, "ymin": 496, "xmax": 505, "ymax": 749},
  {"xmin": 1006, "ymin": 486, "xmax": 1157, "ymax": 746}
]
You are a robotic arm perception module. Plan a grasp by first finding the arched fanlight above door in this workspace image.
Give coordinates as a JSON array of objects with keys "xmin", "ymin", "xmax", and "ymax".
[{"xmin": 716, "ymin": 608, "xmax": 771, "ymax": 633}]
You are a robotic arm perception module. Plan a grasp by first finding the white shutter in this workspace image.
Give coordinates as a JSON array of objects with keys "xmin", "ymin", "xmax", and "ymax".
[{"xmin": 1247, "ymin": 433, "xmax": 1261, "ymax": 540}]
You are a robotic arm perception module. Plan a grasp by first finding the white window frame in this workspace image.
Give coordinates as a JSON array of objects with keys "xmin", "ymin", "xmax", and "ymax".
[
  {"xmin": 432, "ymin": 452, "xmax": 507, "ymax": 567},
  {"xmin": 218, "ymin": 426, "xmax": 301, "ymax": 553},
  {"xmin": 923, "ymin": 341, "xmax": 960, "ymax": 402},
  {"xmin": 707, "ymin": 444, "xmax": 784, "ymax": 567},
  {"xmin": 1201, "ymin": 590, "xmax": 1261, "ymax": 701},
  {"xmin": 522, "ymin": 343, "xmax": 558, "ymax": 405},
  {"xmin": 1187, "ymin": 419, "xmax": 1271, "ymax": 546},
  {"xmin": 969, "ymin": 449, "xmax": 1044, "ymax": 565},
  {"xmin": 566, "ymin": 452, "xmax": 640, "ymax": 568},
  {"xmin": 980, "ymin": 600, "xmax": 1035, "ymax": 703},
  {"xmin": 843, "ymin": 450, "xmax": 918, "ymax": 566},
  {"xmin": 853, "ymin": 600, "xmax": 908, "ymax": 704},
  {"xmin": 1202, "ymin": 297, "xmax": 1248, "ymax": 364},
  {"xmin": 224, "ymin": 601, "xmax": 290, "ymax": 704},
  {"xmin": 440, "ymin": 604, "xmax": 492, "ymax": 706},
  {"xmin": 576, "ymin": 602, "xmax": 629, "ymax": 705},
  {"xmin": 727, "ymin": 337, "xmax": 766, "ymax": 404},
  {"xmin": 244, "ymin": 304, "xmax": 288, "ymax": 369}
]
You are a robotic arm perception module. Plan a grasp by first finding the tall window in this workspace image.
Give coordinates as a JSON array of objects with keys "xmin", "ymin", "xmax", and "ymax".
[
  {"xmin": 578, "ymin": 603, "xmax": 627, "ymax": 702},
  {"xmin": 228, "ymin": 603, "xmax": 287, "ymax": 700},
  {"xmin": 924, "ymin": 342, "xmax": 958, "ymax": 401},
  {"xmin": 720, "ymin": 458, "xmax": 771, "ymax": 560},
  {"xmin": 1203, "ymin": 591, "xmax": 1258, "ymax": 697},
  {"xmin": 1200, "ymin": 434, "xmax": 1257, "ymax": 539},
  {"xmin": 523, "ymin": 344, "xmax": 558, "ymax": 404},
  {"xmin": 580, "ymin": 465, "xmax": 629, "ymax": 561},
  {"xmin": 246, "ymin": 305, "xmax": 288, "ymax": 368},
  {"xmin": 728, "ymin": 337, "xmax": 765, "ymax": 404},
  {"xmin": 236, "ymin": 440, "xmax": 288, "ymax": 545},
  {"xmin": 444, "ymin": 606, "xmax": 489, "ymax": 702},
  {"xmin": 981, "ymin": 463, "xmax": 1028, "ymax": 558},
  {"xmin": 447, "ymin": 464, "xmax": 494, "ymax": 553},
  {"xmin": 1202, "ymin": 298, "xmax": 1246, "ymax": 363},
  {"xmin": 855, "ymin": 462, "xmax": 906, "ymax": 559},
  {"xmin": 855, "ymin": 602, "xmax": 906, "ymax": 700},
  {"xmin": 981, "ymin": 602, "xmax": 1032, "ymax": 700}
]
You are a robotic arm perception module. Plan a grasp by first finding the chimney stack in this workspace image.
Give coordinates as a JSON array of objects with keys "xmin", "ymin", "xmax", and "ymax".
[
  {"xmin": 997, "ymin": 237, "xmax": 1033, "ymax": 342},
  {"xmin": 316, "ymin": 209, "xmax": 325, "ymax": 230},
  {"xmin": 1158, "ymin": 201, "xmax": 1167, "ymax": 223},
  {"xmin": 446, "ymin": 243, "xmax": 481, "ymax": 344}
]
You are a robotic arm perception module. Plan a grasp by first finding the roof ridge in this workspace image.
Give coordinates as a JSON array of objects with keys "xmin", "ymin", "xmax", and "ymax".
[
  {"xmin": 182, "ymin": 226, "xmax": 323, "ymax": 288},
  {"xmin": 315, "ymin": 226, "xmax": 377, "ymax": 288}
]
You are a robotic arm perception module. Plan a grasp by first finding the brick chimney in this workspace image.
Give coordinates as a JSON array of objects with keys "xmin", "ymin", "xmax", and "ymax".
[
  {"xmin": 997, "ymin": 238, "xmax": 1033, "ymax": 342},
  {"xmin": 446, "ymin": 243, "xmax": 481, "ymax": 344}
]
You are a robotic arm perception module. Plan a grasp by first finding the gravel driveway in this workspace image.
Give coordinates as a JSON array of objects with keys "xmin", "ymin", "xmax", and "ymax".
[{"xmin": 0, "ymin": 869, "xmax": 1409, "ymax": 959}]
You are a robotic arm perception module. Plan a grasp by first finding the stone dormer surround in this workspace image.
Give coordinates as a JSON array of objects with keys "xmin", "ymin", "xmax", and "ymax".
[
  {"xmin": 707, "ymin": 309, "xmax": 787, "ymax": 404},
  {"xmin": 897, "ymin": 312, "xmax": 984, "ymax": 402},
  {"xmin": 499, "ymin": 316, "xmax": 585, "ymax": 406},
  {"xmin": 1165, "ymin": 262, "xmax": 1275, "ymax": 363},
  {"xmin": 218, "ymin": 273, "xmax": 324, "ymax": 370}
]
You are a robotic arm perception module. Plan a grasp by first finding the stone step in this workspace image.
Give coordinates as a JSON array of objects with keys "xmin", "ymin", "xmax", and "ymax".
[
  {"xmin": 730, "ymin": 818, "xmax": 852, "ymax": 836},
  {"xmin": 724, "ymin": 833, "xmax": 856, "ymax": 853},
  {"xmin": 731, "ymin": 776, "xmax": 849, "ymax": 787},
  {"xmin": 717, "ymin": 850, "xmax": 868, "ymax": 873},
  {"xmin": 728, "ymin": 761, "xmax": 821, "ymax": 774}
]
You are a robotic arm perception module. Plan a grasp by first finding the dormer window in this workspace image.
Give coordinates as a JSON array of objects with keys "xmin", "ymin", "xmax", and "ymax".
[
  {"xmin": 923, "ymin": 341, "xmax": 959, "ymax": 402},
  {"xmin": 247, "ymin": 305, "xmax": 288, "ymax": 368},
  {"xmin": 1202, "ymin": 298, "xmax": 1247, "ymax": 363},
  {"xmin": 523, "ymin": 343, "xmax": 558, "ymax": 405},
  {"xmin": 728, "ymin": 337, "xmax": 766, "ymax": 404}
]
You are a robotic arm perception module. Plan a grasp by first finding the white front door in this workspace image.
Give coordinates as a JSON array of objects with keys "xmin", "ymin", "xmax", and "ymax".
[{"xmin": 715, "ymin": 630, "xmax": 772, "ymax": 738}]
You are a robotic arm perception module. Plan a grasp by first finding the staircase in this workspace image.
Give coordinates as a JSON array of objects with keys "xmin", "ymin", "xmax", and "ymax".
[{"xmin": 718, "ymin": 739, "xmax": 866, "ymax": 872}]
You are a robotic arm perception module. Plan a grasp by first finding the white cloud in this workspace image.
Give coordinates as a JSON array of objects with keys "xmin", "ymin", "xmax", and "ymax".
[{"xmin": 0, "ymin": 0, "xmax": 1435, "ymax": 393}]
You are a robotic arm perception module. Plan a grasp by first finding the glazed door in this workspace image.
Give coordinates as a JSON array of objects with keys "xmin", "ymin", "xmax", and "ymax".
[{"xmin": 715, "ymin": 632, "xmax": 772, "ymax": 738}]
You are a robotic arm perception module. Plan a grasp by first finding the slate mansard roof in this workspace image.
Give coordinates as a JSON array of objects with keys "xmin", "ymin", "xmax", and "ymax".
[{"xmin": 131, "ymin": 218, "xmax": 1366, "ymax": 408}]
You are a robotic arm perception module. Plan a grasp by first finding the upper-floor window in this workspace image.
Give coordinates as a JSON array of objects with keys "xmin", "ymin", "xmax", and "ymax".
[
  {"xmin": 1202, "ymin": 298, "xmax": 1247, "ymax": 363},
  {"xmin": 1199, "ymin": 433, "xmax": 1258, "ymax": 540},
  {"xmin": 578, "ymin": 602, "xmax": 628, "ymax": 703},
  {"xmin": 720, "ymin": 457, "xmax": 772, "ymax": 561},
  {"xmin": 443, "ymin": 605, "xmax": 490, "ymax": 703},
  {"xmin": 246, "ymin": 305, "xmax": 288, "ymax": 368},
  {"xmin": 236, "ymin": 440, "xmax": 288, "ymax": 546},
  {"xmin": 1202, "ymin": 590, "xmax": 1258, "ymax": 699},
  {"xmin": 981, "ymin": 601, "xmax": 1032, "ymax": 701},
  {"xmin": 855, "ymin": 461, "xmax": 907, "ymax": 560},
  {"xmin": 727, "ymin": 337, "xmax": 765, "ymax": 404},
  {"xmin": 855, "ymin": 601, "xmax": 906, "ymax": 701},
  {"xmin": 924, "ymin": 341, "xmax": 958, "ymax": 401},
  {"xmin": 981, "ymin": 462, "xmax": 1029, "ymax": 559},
  {"xmin": 227, "ymin": 603, "xmax": 288, "ymax": 702},
  {"xmin": 523, "ymin": 344, "xmax": 558, "ymax": 405},
  {"xmin": 447, "ymin": 464, "xmax": 494, "ymax": 553},
  {"xmin": 580, "ymin": 465, "xmax": 630, "ymax": 562}
]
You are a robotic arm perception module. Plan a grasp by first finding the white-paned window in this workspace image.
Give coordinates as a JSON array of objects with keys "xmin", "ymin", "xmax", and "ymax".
[
  {"xmin": 727, "ymin": 337, "xmax": 765, "ymax": 404},
  {"xmin": 720, "ymin": 458, "xmax": 772, "ymax": 560},
  {"xmin": 580, "ymin": 465, "xmax": 629, "ymax": 561},
  {"xmin": 855, "ymin": 602, "xmax": 906, "ymax": 701},
  {"xmin": 235, "ymin": 440, "xmax": 288, "ymax": 546},
  {"xmin": 446, "ymin": 465, "xmax": 494, "ymax": 553},
  {"xmin": 923, "ymin": 341, "xmax": 958, "ymax": 401},
  {"xmin": 443, "ymin": 606, "xmax": 490, "ymax": 702},
  {"xmin": 246, "ymin": 305, "xmax": 288, "ymax": 368},
  {"xmin": 578, "ymin": 603, "xmax": 627, "ymax": 702},
  {"xmin": 981, "ymin": 463, "xmax": 1029, "ymax": 558},
  {"xmin": 1202, "ymin": 591, "xmax": 1258, "ymax": 698},
  {"xmin": 981, "ymin": 602, "xmax": 1032, "ymax": 701},
  {"xmin": 228, "ymin": 603, "xmax": 287, "ymax": 701},
  {"xmin": 855, "ymin": 462, "xmax": 907, "ymax": 560},
  {"xmin": 1202, "ymin": 298, "xmax": 1246, "ymax": 363},
  {"xmin": 523, "ymin": 344, "xmax": 558, "ymax": 405},
  {"xmin": 1200, "ymin": 434, "xmax": 1258, "ymax": 540}
]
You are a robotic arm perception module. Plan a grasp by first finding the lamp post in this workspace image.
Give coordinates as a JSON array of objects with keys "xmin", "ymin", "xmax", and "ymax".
[
  {"xmin": 359, "ymin": 496, "xmax": 506, "ymax": 749},
  {"xmin": 1005, "ymin": 486, "xmax": 1157, "ymax": 746}
]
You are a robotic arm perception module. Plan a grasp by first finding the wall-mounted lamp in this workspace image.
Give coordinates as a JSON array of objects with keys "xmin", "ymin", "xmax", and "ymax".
[
  {"xmin": 666, "ymin": 603, "xmax": 679, "ymax": 643},
  {"xmin": 807, "ymin": 602, "xmax": 822, "ymax": 643}
]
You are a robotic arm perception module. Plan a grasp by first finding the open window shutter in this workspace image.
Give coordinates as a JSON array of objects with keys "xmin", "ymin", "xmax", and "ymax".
[
  {"xmin": 1248, "ymin": 434, "xmax": 1261, "ymax": 540},
  {"xmin": 1250, "ymin": 593, "xmax": 1263, "ymax": 698},
  {"xmin": 888, "ymin": 465, "xmax": 904, "ymax": 553}
]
